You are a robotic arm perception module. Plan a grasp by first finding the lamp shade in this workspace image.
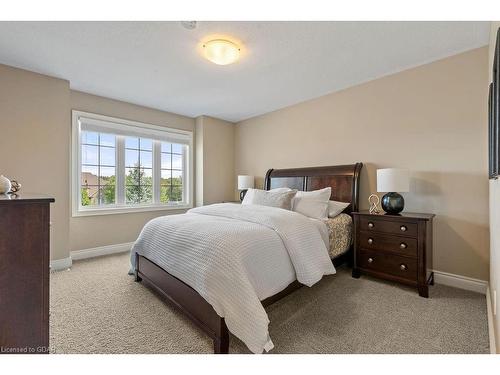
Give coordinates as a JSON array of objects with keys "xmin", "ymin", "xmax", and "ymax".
[
  {"xmin": 377, "ymin": 168, "xmax": 409, "ymax": 193},
  {"xmin": 238, "ymin": 175, "xmax": 254, "ymax": 190}
]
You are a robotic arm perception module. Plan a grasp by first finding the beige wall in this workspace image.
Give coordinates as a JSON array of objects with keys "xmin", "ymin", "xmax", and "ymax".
[
  {"xmin": 0, "ymin": 64, "xmax": 70, "ymax": 261},
  {"xmin": 0, "ymin": 64, "xmax": 199, "ymax": 261},
  {"xmin": 488, "ymin": 21, "xmax": 500, "ymax": 353},
  {"xmin": 235, "ymin": 47, "xmax": 489, "ymax": 281},
  {"xmin": 69, "ymin": 91, "xmax": 195, "ymax": 252},
  {"xmin": 195, "ymin": 116, "xmax": 235, "ymax": 205}
]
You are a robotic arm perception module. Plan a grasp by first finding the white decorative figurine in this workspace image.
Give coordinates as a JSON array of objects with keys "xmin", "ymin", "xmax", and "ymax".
[
  {"xmin": 368, "ymin": 194, "xmax": 381, "ymax": 214},
  {"xmin": 0, "ymin": 175, "xmax": 12, "ymax": 194}
]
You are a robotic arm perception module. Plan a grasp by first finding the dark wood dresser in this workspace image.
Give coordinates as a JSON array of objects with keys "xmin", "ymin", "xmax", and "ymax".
[
  {"xmin": 352, "ymin": 210, "xmax": 435, "ymax": 297},
  {"xmin": 0, "ymin": 194, "xmax": 54, "ymax": 354}
]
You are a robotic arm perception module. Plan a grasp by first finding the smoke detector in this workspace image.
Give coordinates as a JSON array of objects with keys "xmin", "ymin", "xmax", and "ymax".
[{"xmin": 181, "ymin": 21, "xmax": 197, "ymax": 30}]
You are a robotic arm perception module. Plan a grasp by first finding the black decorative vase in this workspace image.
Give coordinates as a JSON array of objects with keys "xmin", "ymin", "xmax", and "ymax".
[
  {"xmin": 381, "ymin": 192, "xmax": 404, "ymax": 214},
  {"xmin": 239, "ymin": 189, "xmax": 248, "ymax": 202}
]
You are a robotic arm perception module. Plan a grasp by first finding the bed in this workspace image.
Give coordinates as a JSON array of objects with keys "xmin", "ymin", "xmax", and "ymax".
[{"xmin": 132, "ymin": 163, "xmax": 362, "ymax": 353}]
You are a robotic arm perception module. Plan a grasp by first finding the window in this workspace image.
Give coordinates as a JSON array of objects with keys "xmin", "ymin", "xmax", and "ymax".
[
  {"xmin": 125, "ymin": 137, "xmax": 153, "ymax": 204},
  {"xmin": 81, "ymin": 132, "xmax": 116, "ymax": 206},
  {"xmin": 72, "ymin": 111, "xmax": 193, "ymax": 216}
]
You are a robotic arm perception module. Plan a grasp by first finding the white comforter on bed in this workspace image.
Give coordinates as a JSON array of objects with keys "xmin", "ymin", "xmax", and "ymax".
[{"xmin": 130, "ymin": 203, "xmax": 335, "ymax": 353}]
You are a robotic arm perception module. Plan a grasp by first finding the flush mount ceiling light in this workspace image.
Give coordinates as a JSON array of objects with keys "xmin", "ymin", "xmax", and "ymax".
[{"xmin": 202, "ymin": 39, "xmax": 241, "ymax": 65}]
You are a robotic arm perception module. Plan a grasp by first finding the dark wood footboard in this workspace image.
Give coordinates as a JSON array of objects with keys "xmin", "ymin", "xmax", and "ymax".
[
  {"xmin": 135, "ymin": 253, "xmax": 229, "ymax": 353},
  {"xmin": 134, "ymin": 248, "xmax": 352, "ymax": 354}
]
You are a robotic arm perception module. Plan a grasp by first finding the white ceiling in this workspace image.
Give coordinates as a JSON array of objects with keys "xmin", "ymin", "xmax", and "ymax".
[{"xmin": 0, "ymin": 21, "xmax": 490, "ymax": 122}]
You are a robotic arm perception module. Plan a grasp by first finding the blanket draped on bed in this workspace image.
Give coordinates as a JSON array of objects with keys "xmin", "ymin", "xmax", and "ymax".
[{"xmin": 130, "ymin": 203, "xmax": 335, "ymax": 353}]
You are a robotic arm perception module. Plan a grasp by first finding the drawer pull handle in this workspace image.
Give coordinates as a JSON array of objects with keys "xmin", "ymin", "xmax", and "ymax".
[
  {"xmin": 400, "ymin": 225, "xmax": 407, "ymax": 232},
  {"xmin": 367, "ymin": 257, "xmax": 374, "ymax": 263},
  {"xmin": 368, "ymin": 222, "xmax": 374, "ymax": 228},
  {"xmin": 367, "ymin": 238, "xmax": 373, "ymax": 245},
  {"xmin": 400, "ymin": 242, "xmax": 407, "ymax": 249},
  {"xmin": 400, "ymin": 264, "xmax": 407, "ymax": 271}
]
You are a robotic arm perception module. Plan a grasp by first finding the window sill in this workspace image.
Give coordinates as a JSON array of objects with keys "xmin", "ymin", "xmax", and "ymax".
[{"xmin": 72, "ymin": 203, "xmax": 193, "ymax": 217}]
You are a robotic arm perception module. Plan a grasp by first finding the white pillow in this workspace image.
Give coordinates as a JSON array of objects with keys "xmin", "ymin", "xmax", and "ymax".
[
  {"xmin": 291, "ymin": 187, "xmax": 331, "ymax": 219},
  {"xmin": 243, "ymin": 187, "xmax": 291, "ymax": 203},
  {"xmin": 269, "ymin": 187, "xmax": 292, "ymax": 192},
  {"xmin": 294, "ymin": 187, "xmax": 331, "ymax": 201},
  {"xmin": 242, "ymin": 188, "xmax": 297, "ymax": 210},
  {"xmin": 293, "ymin": 198, "xmax": 329, "ymax": 219},
  {"xmin": 328, "ymin": 200, "xmax": 350, "ymax": 218}
]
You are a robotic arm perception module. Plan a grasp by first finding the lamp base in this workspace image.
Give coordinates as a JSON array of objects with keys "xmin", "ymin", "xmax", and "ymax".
[
  {"xmin": 239, "ymin": 189, "xmax": 248, "ymax": 202},
  {"xmin": 381, "ymin": 192, "xmax": 404, "ymax": 214}
]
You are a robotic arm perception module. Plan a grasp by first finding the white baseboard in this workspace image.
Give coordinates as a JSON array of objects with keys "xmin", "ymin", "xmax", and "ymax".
[
  {"xmin": 71, "ymin": 242, "xmax": 134, "ymax": 261},
  {"xmin": 432, "ymin": 270, "xmax": 488, "ymax": 295},
  {"xmin": 50, "ymin": 256, "xmax": 72, "ymax": 271},
  {"xmin": 487, "ymin": 286, "xmax": 497, "ymax": 354}
]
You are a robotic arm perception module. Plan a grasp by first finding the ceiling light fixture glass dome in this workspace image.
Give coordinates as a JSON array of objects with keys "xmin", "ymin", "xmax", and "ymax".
[{"xmin": 203, "ymin": 39, "xmax": 241, "ymax": 65}]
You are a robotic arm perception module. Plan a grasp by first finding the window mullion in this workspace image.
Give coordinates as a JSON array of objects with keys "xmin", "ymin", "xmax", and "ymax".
[
  {"xmin": 182, "ymin": 145, "xmax": 187, "ymax": 204},
  {"xmin": 77, "ymin": 125, "xmax": 83, "ymax": 209},
  {"xmin": 153, "ymin": 140, "xmax": 161, "ymax": 204},
  {"xmin": 116, "ymin": 136, "xmax": 125, "ymax": 205}
]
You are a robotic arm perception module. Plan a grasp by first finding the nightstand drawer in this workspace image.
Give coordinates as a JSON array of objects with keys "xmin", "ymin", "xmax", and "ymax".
[
  {"xmin": 359, "ymin": 231, "xmax": 417, "ymax": 257},
  {"xmin": 358, "ymin": 249, "xmax": 417, "ymax": 281},
  {"xmin": 359, "ymin": 216, "xmax": 417, "ymax": 237}
]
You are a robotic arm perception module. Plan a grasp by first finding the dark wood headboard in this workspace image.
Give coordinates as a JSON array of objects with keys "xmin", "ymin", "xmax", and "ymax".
[{"xmin": 264, "ymin": 163, "xmax": 363, "ymax": 214}]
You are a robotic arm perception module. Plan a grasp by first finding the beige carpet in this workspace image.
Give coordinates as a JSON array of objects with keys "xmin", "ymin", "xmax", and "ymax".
[{"xmin": 50, "ymin": 252, "xmax": 489, "ymax": 354}]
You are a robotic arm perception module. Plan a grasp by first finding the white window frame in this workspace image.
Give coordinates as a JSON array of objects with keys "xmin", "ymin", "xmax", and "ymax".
[{"xmin": 71, "ymin": 110, "xmax": 193, "ymax": 217}]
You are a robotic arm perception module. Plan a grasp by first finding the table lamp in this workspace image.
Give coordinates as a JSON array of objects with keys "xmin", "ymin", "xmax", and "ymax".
[
  {"xmin": 377, "ymin": 168, "xmax": 409, "ymax": 214},
  {"xmin": 237, "ymin": 175, "xmax": 254, "ymax": 201}
]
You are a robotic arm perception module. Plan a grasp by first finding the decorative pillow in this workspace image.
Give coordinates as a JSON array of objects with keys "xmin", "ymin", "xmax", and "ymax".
[
  {"xmin": 242, "ymin": 188, "xmax": 297, "ymax": 210},
  {"xmin": 328, "ymin": 200, "xmax": 350, "ymax": 218},
  {"xmin": 293, "ymin": 198, "xmax": 329, "ymax": 219}
]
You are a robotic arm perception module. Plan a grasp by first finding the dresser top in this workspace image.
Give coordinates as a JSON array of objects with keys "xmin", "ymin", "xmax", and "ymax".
[
  {"xmin": 353, "ymin": 210, "xmax": 435, "ymax": 220},
  {"xmin": 0, "ymin": 193, "xmax": 55, "ymax": 204}
]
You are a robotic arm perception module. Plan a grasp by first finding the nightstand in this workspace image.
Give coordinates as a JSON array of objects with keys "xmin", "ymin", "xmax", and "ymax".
[{"xmin": 352, "ymin": 211, "xmax": 435, "ymax": 297}]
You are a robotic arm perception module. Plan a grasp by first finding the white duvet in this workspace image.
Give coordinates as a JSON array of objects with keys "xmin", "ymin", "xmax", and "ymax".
[{"xmin": 130, "ymin": 203, "xmax": 336, "ymax": 353}]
